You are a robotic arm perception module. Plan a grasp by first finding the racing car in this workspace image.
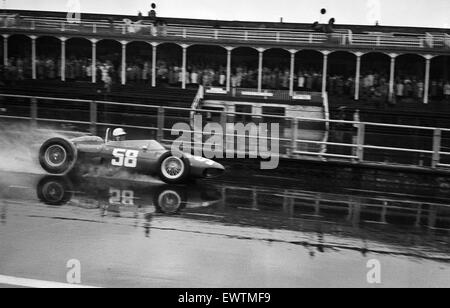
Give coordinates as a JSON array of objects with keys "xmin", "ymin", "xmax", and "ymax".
[{"xmin": 38, "ymin": 128, "xmax": 225, "ymax": 184}]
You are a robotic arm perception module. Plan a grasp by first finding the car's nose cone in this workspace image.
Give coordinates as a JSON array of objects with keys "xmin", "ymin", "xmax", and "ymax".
[{"xmin": 204, "ymin": 163, "xmax": 225, "ymax": 178}]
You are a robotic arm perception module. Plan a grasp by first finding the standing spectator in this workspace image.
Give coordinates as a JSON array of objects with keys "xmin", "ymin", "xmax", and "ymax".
[
  {"xmin": 219, "ymin": 70, "xmax": 226, "ymax": 87},
  {"xmin": 416, "ymin": 80, "xmax": 424, "ymax": 99},
  {"xmin": 178, "ymin": 67, "xmax": 184, "ymax": 86},
  {"xmin": 148, "ymin": 3, "xmax": 157, "ymax": 20},
  {"xmin": 86, "ymin": 60, "xmax": 92, "ymax": 80},
  {"xmin": 104, "ymin": 74, "xmax": 112, "ymax": 93},
  {"xmin": 404, "ymin": 80, "xmax": 413, "ymax": 99},
  {"xmin": 142, "ymin": 62, "xmax": 149, "ymax": 84},
  {"xmin": 305, "ymin": 72, "xmax": 313, "ymax": 90},
  {"xmin": 396, "ymin": 80, "xmax": 404, "ymax": 102},
  {"xmin": 438, "ymin": 80, "xmax": 445, "ymax": 100},
  {"xmin": 444, "ymin": 81, "xmax": 450, "ymax": 102},
  {"xmin": 281, "ymin": 70, "xmax": 289, "ymax": 90},
  {"xmin": 297, "ymin": 71, "xmax": 305, "ymax": 90},
  {"xmin": 191, "ymin": 69, "xmax": 199, "ymax": 85},
  {"xmin": 108, "ymin": 18, "xmax": 115, "ymax": 32},
  {"xmin": 431, "ymin": 80, "xmax": 438, "ymax": 99}
]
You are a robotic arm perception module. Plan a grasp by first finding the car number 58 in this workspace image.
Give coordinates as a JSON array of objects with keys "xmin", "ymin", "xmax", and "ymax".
[{"xmin": 112, "ymin": 149, "xmax": 139, "ymax": 168}]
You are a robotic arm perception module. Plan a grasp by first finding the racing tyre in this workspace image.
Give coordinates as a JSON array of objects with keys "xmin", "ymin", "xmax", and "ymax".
[
  {"xmin": 39, "ymin": 138, "xmax": 78, "ymax": 175},
  {"xmin": 157, "ymin": 152, "xmax": 190, "ymax": 184},
  {"xmin": 154, "ymin": 186, "xmax": 187, "ymax": 215},
  {"xmin": 37, "ymin": 176, "xmax": 73, "ymax": 206}
]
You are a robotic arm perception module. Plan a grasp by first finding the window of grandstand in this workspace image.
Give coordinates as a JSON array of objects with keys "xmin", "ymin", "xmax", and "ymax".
[
  {"xmin": 262, "ymin": 106, "xmax": 286, "ymax": 128},
  {"xmin": 156, "ymin": 43, "xmax": 182, "ymax": 86},
  {"xmin": 294, "ymin": 50, "xmax": 323, "ymax": 93},
  {"xmin": 235, "ymin": 104, "xmax": 253, "ymax": 123},
  {"xmin": 126, "ymin": 41, "xmax": 153, "ymax": 85},
  {"xmin": 187, "ymin": 45, "xmax": 227, "ymax": 88}
]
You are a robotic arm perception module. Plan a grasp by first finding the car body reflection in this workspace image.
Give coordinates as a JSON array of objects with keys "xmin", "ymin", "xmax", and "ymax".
[
  {"xmin": 0, "ymin": 171, "xmax": 222, "ymax": 216},
  {"xmin": 37, "ymin": 175, "xmax": 223, "ymax": 216}
]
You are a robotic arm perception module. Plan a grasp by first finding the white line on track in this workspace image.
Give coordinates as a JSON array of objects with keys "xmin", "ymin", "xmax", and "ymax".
[{"xmin": 0, "ymin": 275, "xmax": 100, "ymax": 288}]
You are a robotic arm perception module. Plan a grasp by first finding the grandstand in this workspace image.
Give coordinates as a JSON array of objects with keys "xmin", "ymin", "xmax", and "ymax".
[{"xmin": 1, "ymin": 9, "xmax": 450, "ymax": 126}]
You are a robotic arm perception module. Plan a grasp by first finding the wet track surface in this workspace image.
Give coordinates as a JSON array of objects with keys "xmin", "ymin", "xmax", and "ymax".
[{"xmin": 0, "ymin": 164, "xmax": 450, "ymax": 288}]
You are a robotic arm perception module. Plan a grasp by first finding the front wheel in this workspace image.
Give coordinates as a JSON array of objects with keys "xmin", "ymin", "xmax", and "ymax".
[
  {"xmin": 157, "ymin": 152, "xmax": 190, "ymax": 184},
  {"xmin": 154, "ymin": 187, "xmax": 187, "ymax": 214}
]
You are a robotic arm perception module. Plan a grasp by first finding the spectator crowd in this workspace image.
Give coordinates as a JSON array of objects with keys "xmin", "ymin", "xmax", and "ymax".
[{"xmin": 1, "ymin": 55, "xmax": 450, "ymax": 103}]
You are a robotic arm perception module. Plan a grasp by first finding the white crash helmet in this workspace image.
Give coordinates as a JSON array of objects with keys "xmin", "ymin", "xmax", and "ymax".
[{"xmin": 112, "ymin": 128, "xmax": 127, "ymax": 137}]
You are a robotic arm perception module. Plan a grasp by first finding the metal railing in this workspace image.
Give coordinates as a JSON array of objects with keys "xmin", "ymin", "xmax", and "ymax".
[
  {"xmin": 1, "ymin": 13, "xmax": 448, "ymax": 50},
  {"xmin": 1, "ymin": 93, "xmax": 450, "ymax": 172},
  {"xmin": 291, "ymin": 117, "xmax": 450, "ymax": 169},
  {"xmin": 221, "ymin": 185, "xmax": 450, "ymax": 227}
]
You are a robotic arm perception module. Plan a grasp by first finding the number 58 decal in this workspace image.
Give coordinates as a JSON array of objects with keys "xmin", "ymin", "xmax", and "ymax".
[{"xmin": 112, "ymin": 149, "xmax": 139, "ymax": 168}]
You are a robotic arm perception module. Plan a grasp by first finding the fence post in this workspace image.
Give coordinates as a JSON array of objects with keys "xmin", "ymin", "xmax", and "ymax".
[
  {"xmin": 90, "ymin": 101, "xmax": 97, "ymax": 135},
  {"xmin": 157, "ymin": 106, "xmax": 165, "ymax": 142},
  {"xmin": 290, "ymin": 118, "xmax": 298, "ymax": 156},
  {"xmin": 30, "ymin": 97, "xmax": 37, "ymax": 127},
  {"xmin": 356, "ymin": 122, "xmax": 365, "ymax": 162},
  {"xmin": 432, "ymin": 128, "xmax": 442, "ymax": 169}
]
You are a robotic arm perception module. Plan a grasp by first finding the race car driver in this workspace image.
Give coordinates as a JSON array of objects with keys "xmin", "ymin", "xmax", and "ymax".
[{"xmin": 112, "ymin": 128, "xmax": 127, "ymax": 141}]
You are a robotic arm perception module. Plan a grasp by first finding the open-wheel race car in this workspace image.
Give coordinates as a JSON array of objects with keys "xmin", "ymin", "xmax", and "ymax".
[{"xmin": 38, "ymin": 128, "xmax": 225, "ymax": 184}]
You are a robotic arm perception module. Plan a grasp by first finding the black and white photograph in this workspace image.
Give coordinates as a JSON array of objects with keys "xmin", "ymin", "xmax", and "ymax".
[{"xmin": 0, "ymin": 0, "xmax": 449, "ymax": 291}]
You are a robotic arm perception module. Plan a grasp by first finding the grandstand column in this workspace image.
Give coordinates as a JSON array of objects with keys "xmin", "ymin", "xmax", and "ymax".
[
  {"xmin": 90, "ymin": 39, "xmax": 97, "ymax": 83},
  {"xmin": 354, "ymin": 52, "xmax": 363, "ymax": 101},
  {"xmin": 2, "ymin": 35, "xmax": 8, "ymax": 67},
  {"xmin": 258, "ymin": 48, "xmax": 265, "ymax": 92},
  {"xmin": 423, "ymin": 55, "xmax": 433, "ymax": 104},
  {"xmin": 121, "ymin": 41, "xmax": 128, "ymax": 85},
  {"xmin": 321, "ymin": 51, "xmax": 330, "ymax": 94},
  {"xmin": 181, "ymin": 44, "xmax": 189, "ymax": 89},
  {"xmin": 30, "ymin": 35, "xmax": 37, "ymax": 80},
  {"xmin": 289, "ymin": 50, "xmax": 297, "ymax": 97},
  {"xmin": 389, "ymin": 53, "xmax": 397, "ymax": 102},
  {"xmin": 226, "ymin": 46, "xmax": 233, "ymax": 92},
  {"xmin": 151, "ymin": 42, "xmax": 158, "ymax": 87},
  {"xmin": 60, "ymin": 37, "xmax": 67, "ymax": 82}
]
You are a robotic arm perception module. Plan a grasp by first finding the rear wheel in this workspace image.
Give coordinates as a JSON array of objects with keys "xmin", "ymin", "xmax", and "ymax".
[
  {"xmin": 157, "ymin": 152, "xmax": 190, "ymax": 184},
  {"xmin": 39, "ymin": 138, "xmax": 77, "ymax": 175},
  {"xmin": 37, "ymin": 176, "xmax": 73, "ymax": 206}
]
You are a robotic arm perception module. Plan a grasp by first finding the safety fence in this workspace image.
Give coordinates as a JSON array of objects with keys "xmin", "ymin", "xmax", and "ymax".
[{"xmin": 0, "ymin": 93, "xmax": 450, "ymax": 172}]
